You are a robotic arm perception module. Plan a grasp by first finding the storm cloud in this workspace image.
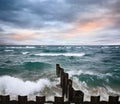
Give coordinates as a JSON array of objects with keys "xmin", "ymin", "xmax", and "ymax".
[{"xmin": 0, "ymin": 0, "xmax": 120, "ymax": 45}]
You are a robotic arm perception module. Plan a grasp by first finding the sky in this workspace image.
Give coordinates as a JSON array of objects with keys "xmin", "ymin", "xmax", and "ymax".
[{"xmin": 0, "ymin": 0, "xmax": 120, "ymax": 45}]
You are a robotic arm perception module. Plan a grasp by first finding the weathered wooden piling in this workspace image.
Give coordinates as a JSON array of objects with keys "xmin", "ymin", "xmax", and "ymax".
[
  {"xmin": 108, "ymin": 96, "xmax": 119, "ymax": 104},
  {"xmin": 36, "ymin": 96, "xmax": 45, "ymax": 104},
  {"xmin": 56, "ymin": 64, "xmax": 61, "ymax": 77},
  {"xmin": 28, "ymin": 101, "xmax": 36, "ymax": 104},
  {"xmin": 73, "ymin": 90, "xmax": 84, "ymax": 104},
  {"xmin": 18, "ymin": 96, "xmax": 27, "ymax": 104},
  {"xmin": 100, "ymin": 101, "xmax": 108, "ymax": 104},
  {"xmin": 91, "ymin": 96, "xmax": 100, "ymax": 104},
  {"xmin": 60, "ymin": 68, "xmax": 64, "ymax": 87},
  {"xmin": 10, "ymin": 100, "xmax": 18, "ymax": 104},
  {"xmin": 0, "ymin": 95, "xmax": 10, "ymax": 104},
  {"xmin": 67, "ymin": 79, "xmax": 74, "ymax": 102},
  {"xmin": 64, "ymin": 73, "xmax": 69, "ymax": 98},
  {"xmin": 54, "ymin": 96, "xmax": 64, "ymax": 104},
  {"xmin": 61, "ymin": 72, "xmax": 69, "ymax": 97}
]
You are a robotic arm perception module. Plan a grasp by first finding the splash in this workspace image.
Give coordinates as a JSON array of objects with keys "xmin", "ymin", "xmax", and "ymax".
[{"xmin": 0, "ymin": 76, "xmax": 51, "ymax": 95}]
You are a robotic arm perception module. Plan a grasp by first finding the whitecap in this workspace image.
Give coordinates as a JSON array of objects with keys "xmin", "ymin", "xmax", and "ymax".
[
  {"xmin": 67, "ymin": 70, "xmax": 112, "ymax": 78},
  {"xmin": 22, "ymin": 52, "xmax": 29, "ymax": 55},
  {"xmin": 4, "ymin": 50, "xmax": 14, "ymax": 52},
  {"xmin": 25, "ymin": 46, "xmax": 35, "ymax": 49},
  {"xmin": 101, "ymin": 46, "xmax": 109, "ymax": 49},
  {"xmin": 115, "ymin": 46, "xmax": 119, "ymax": 49},
  {"xmin": 34, "ymin": 53, "xmax": 85, "ymax": 57}
]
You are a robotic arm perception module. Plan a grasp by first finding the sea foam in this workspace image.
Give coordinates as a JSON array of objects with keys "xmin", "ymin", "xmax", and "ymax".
[
  {"xmin": 22, "ymin": 52, "xmax": 29, "ymax": 55},
  {"xmin": 34, "ymin": 53, "xmax": 85, "ymax": 57},
  {"xmin": 0, "ymin": 76, "xmax": 51, "ymax": 95},
  {"xmin": 72, "ymin": 77, "xmax": 120, "ymax": 101},
  {"xmin": 4, "ymin": 50, "xmax": 14, "ymax": 52},
  {"xmin": 67, "ymin": 70, "xmax": 112, "ymax": 78}
]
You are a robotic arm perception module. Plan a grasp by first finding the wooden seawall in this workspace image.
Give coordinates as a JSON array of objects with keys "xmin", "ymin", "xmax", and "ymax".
[{"xmin": 0, "ymin": 64, "xmax": 119, "ymax": 104}]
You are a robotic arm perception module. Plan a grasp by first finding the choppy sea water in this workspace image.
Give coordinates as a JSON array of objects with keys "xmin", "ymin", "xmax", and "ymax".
[{"xmin": 0, "ymin": 45, "xmax": 120, "ymax": 101}]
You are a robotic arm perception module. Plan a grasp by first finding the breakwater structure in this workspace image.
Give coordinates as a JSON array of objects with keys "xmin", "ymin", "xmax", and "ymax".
[{"xmin": 0, "ymin": 64, "xmax": 119, "ymax": 104}]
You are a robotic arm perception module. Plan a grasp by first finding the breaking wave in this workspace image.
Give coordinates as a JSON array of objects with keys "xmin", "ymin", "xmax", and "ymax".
[
  {"xmin": 72, "ymin": 77, "xmax": 120, "ymax": 101},
  {"xmin": 4, "ymin": 50, "xmax": 14, "ymax": 52},
  {"xmin": 22, "ymin": 52, "xmax": 29, "ymax": 55},
  {"xmin": 0, "ymin": 76, "xmax": 51, "ymax": 95},
  {"xmin": 67, "ymin": 70, "xmax": 112, "ymax": 78},
  {"xmin": 34, "ymin": 53, "xmax": 85, "ymax": 57}
]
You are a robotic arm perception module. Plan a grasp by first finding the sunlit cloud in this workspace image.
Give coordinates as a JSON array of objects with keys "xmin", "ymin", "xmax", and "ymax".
[
  {"xmin": 11, "ymin": 30, "xmax": 35, "ymax": 41},
  {"xmin": 74, "ymin": 19, "xmax": 110, "ymax": 33},
  {"xmin": 58, "ymin": 16, "xmax": 112, "ymax": 40}
]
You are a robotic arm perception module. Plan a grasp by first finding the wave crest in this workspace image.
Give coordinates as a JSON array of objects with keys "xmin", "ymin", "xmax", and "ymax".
[
  {"xmin": 6, "ymin": 46, "xmax": 35, "ymax": 49},
  {"xmin": 34, "ymin": 53, "xmax": 85, "ymax": 57},
  {"xmin": 0, "ymin": 76, "xmax": 51, "ymax": 95}
]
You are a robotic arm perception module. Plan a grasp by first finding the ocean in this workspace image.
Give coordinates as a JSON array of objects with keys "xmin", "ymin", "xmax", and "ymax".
[{"xmin": 0, "ymin": 45, "xmax": 120, "ymax": 101}]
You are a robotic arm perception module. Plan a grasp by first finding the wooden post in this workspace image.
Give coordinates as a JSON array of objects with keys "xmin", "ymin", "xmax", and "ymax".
[
  {"xmin": 108, "ymin": 96, "xmax": 119, "ymax": 104},
  {"xmin": 61, "ymin": 73, "xmax": 68, "ymax": 97},
  {"xmin": 68, "ymin": 79, "xmax": 73, "ymax": 102},
  {"xmin": 83, "ymin": 101, "xmax": 90, "ymax": 104},
  {"xmin": 36, "ymin": 96, "xmax": 45, "ymax": 104},
  {"xmin": 64, "ymin": 101, "xmax": 70, "ymax": 104},
  {"xmin": 100, "ymin": 101, "xmax": 108, "ymax": 104},
  {"xmin": 62, "ymin": 72, "xmax": 65, "ymax": 97},
  {"xmin": 60, "ymin": 68, "xmax": 64, "ymax": 87},
  {"xmin": 0, "ymin": 95, "xmax": 10, "ymax": 104},
  {"xmin": 64, "ymin": 73, "xmax": 69, "ymax": 98},
  {"xmin": 54, "ymin": 96, "xmax": 64, "ymax": 104},
  {"xmin": 91, "ymin": 96, "xmax": 100, "ymax": 104},
  {"xmin": 18, "ymin": 95, "xmax": 27, "ymax": 104},
  {"xmin": 0, "ymin": 95, "xmax": 1, "ymax": 102},
  {"xmin": 28, "ymin": 101, "xmax": 36, "ymax": 104},
  {"xmin": 10, "ymin": 100, "xmax": 18, "ymax": 104},
  {"xmin": 56, "ymin": 64, "xmax": 60, "ymax": 77},
  {"xmin": 73, "ymin": 90, "xmax": 84, "ymax": 104}
]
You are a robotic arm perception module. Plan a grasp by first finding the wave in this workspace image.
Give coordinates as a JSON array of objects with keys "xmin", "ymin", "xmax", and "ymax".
[
  {"xmin": 0, "ymin": 76, "xmax": 51, "ymax": 95},
  {"xmin": 0, "ymin": 76, "xmax": 118, "ymax": 101},
  {"xmin": 6, "ymin": 46, "xmax": 35, "ymax": 49},
  {"xmin": 101, "ymin": 46, "xmax": 109, "ymax": 49},
  {"xmin": 4, "ymin": 50, "xmax": 14, "ymax": 52},
  {"xmin": 72, "ymin": 77, "xmax": 120, "ymax": 101},
  {"xmin": 24, "ymin": 62, "xmax": 52, "ymax": 70},
  {"xmin": 67, "ymin": 70, "xmax": 112, "ymax": 78},
  {"xmin": 34, "ymin": 53, "xmax": 85, "ymax": 57},
  {"xmin": 22, "ymin": 52, "xmax": 29, "ymax": 55},
  {"xmin": 67, "ymin": 70, "xmax": 113, "ymax": 88},
  {"xmin": 115, "ymin": 46, "xmax": 119, "ymax": 49},
  {"xmin": 43, "ymin": 49, "xmax": 66, "ymax": 53},
  {"xmin": 25, "ymin": 46, "xmax": 36, "ymax": 49}
]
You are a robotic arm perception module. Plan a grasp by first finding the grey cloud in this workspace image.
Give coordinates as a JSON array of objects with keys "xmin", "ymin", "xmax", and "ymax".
[
  {"xmin": 112, "ymin": 4, "xmax": 120, "ymax": 28},
  {"xmin": 0, "ymin": 0, "xmax": 112, "ymax": 29},
  {"xmin": 0, "ymin": 0, "xmax": 119, "ymax": 27},
  {"xmin": 94, "ymin": 30, "xmax": 120, "ymax": 45},
  {"xmin": 0, "ymin": 0, "xmax": 22, "ymax": 11},
  {"xmin": 0, "ymin": 0, "xmax": 27, "ymax": 28},
  {"xmin": 23, "ymin": 0, "xmax": 77, "ymax": 23},
  {"xmin": 0, "ymin": 27, "xmax": 4, "ymax": 32}
]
